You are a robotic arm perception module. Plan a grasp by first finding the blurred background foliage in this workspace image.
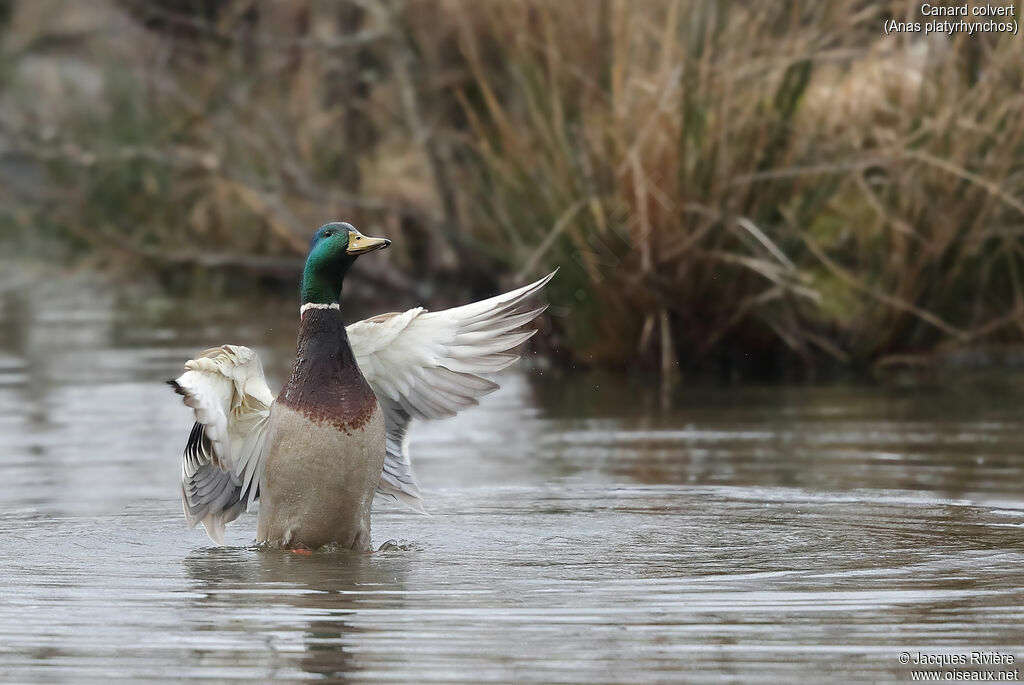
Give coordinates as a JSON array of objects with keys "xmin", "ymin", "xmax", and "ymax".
[{"xmin": 0, "ymin": 0, "xmax": 1022, "ymax": 379}]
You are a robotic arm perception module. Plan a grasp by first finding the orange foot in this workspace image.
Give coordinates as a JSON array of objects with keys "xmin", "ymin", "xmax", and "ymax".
[{"xmin": 290, "ymin": 548, "xmax": 313, "ymax": 555}]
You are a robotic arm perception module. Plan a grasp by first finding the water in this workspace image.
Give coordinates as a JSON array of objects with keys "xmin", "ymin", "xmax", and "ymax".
[{"xmin": 1, "ymin": 267, "xmax": 1022, "ymax": 683}]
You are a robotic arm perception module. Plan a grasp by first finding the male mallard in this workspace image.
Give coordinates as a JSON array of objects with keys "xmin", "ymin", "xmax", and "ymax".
[{"xmin": 169, "ymin": 222, "xmax": 553, "ymax": 550}]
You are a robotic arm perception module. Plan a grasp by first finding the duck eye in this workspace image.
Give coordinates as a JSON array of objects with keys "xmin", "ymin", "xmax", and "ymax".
[{"xmin": 323, "ymin": 230, "xmax": 334, "ymax": 238}]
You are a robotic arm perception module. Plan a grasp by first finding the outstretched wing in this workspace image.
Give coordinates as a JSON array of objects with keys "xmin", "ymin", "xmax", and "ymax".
[
  {"xmin": 168, "ymin": 344, "xmax": 274, "ymax": 544},
  {"xmin": 347, "ymin": 271, "xmax": 555, "ymax": 512}
]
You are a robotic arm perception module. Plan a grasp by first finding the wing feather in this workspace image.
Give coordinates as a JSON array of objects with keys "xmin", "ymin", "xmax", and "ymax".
[
  {"xmin": 169, "ymin": 344, "xmax": 273, "ymax": 544},
  {"xmin": 347, "ymin": 271, "xmax": 555, "ymax": 512}
]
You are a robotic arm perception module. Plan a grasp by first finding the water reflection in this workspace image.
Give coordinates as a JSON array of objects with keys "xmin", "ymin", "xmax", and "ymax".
[{"xmin": 183, "ymin": 547, "xmax": 411, "ymax": 681}]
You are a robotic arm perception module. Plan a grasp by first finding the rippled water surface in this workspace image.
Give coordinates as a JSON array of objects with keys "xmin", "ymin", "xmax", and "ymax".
[{"xmin": 1, "ymin": 267, "xmax": 1022, "ymax": 683}]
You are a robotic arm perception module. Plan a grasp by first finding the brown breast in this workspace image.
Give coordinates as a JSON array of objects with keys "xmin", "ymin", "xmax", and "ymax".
[{"xmin": 277, "ymin": 307, "xmax": 379, "ymax": 434}]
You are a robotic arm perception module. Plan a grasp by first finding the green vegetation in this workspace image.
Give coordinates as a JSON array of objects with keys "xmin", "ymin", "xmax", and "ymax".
[{"xmin": 1, "ymin": 0, "xmax": 1022, "ymax": 377}]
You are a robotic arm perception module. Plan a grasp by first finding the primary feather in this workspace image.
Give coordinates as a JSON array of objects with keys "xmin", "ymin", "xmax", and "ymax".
[
  {"xmin": 347, "ymin": 271, "xmax": 555, "ymax": 511},
  {"xmin": 168, "ymin": 345, "xmax": 272, "ymax": 544}
]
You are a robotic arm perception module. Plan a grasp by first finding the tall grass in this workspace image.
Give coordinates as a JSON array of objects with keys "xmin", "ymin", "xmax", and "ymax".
[
  {"xmin": 413, "ymin": 1, "xmax": 1024, "ymax": 375},
  {"xmin": 2, "ymin": 0, "xmax": 1023, "ymax": 376}
]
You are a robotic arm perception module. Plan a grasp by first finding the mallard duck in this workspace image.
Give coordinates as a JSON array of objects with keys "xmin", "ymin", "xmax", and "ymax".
[{"xmin": 169, "ymin": 222, "xmax": 554, "ymax": 550}]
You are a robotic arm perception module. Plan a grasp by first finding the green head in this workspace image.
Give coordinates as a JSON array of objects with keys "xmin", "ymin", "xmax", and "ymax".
[{"xmin": 300, "ymin": 222, "xmax": 391, "ymax": 305}]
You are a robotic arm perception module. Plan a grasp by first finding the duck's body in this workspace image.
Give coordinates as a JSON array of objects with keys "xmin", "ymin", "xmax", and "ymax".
[
  {"xmin": 170, "ymin": 222, "xmax": 553, "ymax": 549},
  {"xmin": 257, "ymin": 306, "xmax": 385, "ymax": 550}
]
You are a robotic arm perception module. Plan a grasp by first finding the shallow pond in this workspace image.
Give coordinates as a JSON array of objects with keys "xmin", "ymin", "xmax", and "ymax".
[{"xmin": 0, "ymin": 267, "xmax": 1022, "ymax": 683}]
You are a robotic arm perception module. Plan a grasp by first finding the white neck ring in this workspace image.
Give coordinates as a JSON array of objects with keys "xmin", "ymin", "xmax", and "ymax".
[{"xmin": 300, "ymin": 302, "xmax": 340, "ymax": 315}]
